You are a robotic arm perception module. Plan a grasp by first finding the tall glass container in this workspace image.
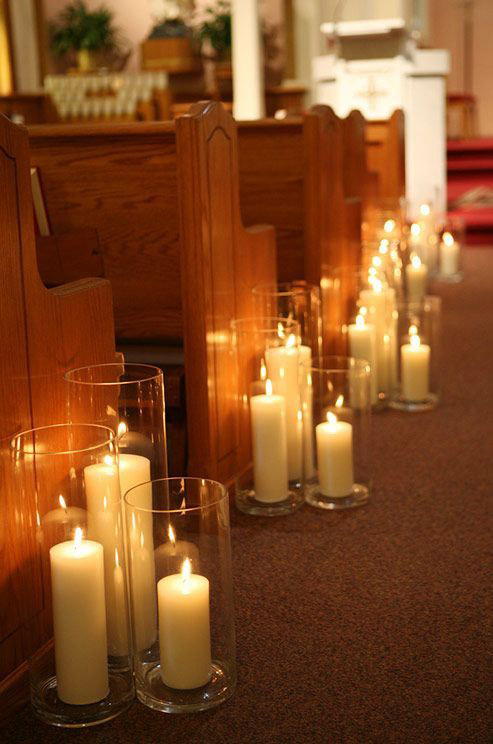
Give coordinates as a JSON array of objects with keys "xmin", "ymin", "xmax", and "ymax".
[
  {"xmin": 124, "ymin": 477, "xmax": 236, "ymax": 713},
  {"xmin": 12, "ymin": 424, "xmax": 133, "ymax": 727}
]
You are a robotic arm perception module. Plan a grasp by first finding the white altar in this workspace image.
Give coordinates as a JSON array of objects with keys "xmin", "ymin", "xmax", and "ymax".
[{"xmin": 312, "ymin": 17, "xmax": 449, "ymax": 217}]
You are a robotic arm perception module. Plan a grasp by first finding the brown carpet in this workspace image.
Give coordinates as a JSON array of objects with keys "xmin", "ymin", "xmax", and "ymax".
[{"xmin": 3, "ymin": 249, "xmax": 492, "ymax": 744}]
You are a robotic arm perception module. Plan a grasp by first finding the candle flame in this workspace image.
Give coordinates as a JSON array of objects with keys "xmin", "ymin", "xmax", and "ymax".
[
  {"xmin": 411, "ymin": 254, "xmax": 422, "ymax": 269},
  {"xmin": 277, "ymin": 322, "xmax": 285, "ymax": 339},
  {"xmin": 327, "ymin": 412, "xmax": 337, "ymax": 425},
  {"xmin": 409, "ymin": 324, "xmax": 418, "ymax": 336},
  {"xmin": 104, "ymin": 454, "xmax": 114, "ymax": 468},
  {"xmin": 59, "ymin": 495, "xmax": 67, "ymax": 511},
  {"xmin": 280, "ymin": 367, "xmax": 285, "ymax": 379},
  {"xmin": 297, "ymin": 409, "xmax": 302, "ymax": 422},
  {"xmin": 410, "ymin": 334, "xmax": 421, "ymax": 348},
  {"xmin": 307, "ymin": 372, "xmax": 312, "ymax": 387},
  {"xmin": 117, "ymin": 421, "xmax": 127, "ymax": 438},
  {"xmin": 115, "ymin": 548, "xmax": 119, "ymax": 567},
  {"xmin": 260, "ymin": 358, "xmax": 267, "ymax": 381},
  {"xmin": 373, "ymin": 279, "xmax": 383, "ymax": 293},
  {"xmin": 286, "ymin": 334, "xmax": 296, "ymax": 348},
  {"xmin": 355, "ymin": 314, "xmax": 365, "ymax": 329},
  {"xmin": 335, "ymin": 395, "xmax": 344, "ymax": 408},
  {"xmin": 74, "ymin": 527, "xmax": 83, "ymax": 549},
  {"xmin": 168, "ymin": 524, "xmax": 176, "ymax": 546},
  {"xmin": 420, "ymin": 203, "xmax": 431, "ymax": 217},
  {"xmin": 372, "ymin": 255, "xmax": 382, "ymax": 268},
  {"xmin": 140, "ymin": 531, "xmax": 144, "ymax": 549},
  {"xmin": 443, "ymin": 231, "xmax": 454, "ymax": 247},
  {"xmin": 379, "ymin": 240, "xmax": 389, "ymax": 254},
  {"xmin": 266, "ymin": 379, "xmax": 273, "ymax": 396},
  {"xmin": 384, "ymin": 219, "xmax": 395, "ymax": 233},
  {"xmin": 181, "ymin": 557, "xmax": 191, "ymax": 592},
  {"xmin": 410, "ymin": 223, "xmax": 420, "ymax": 237},
  {"xmin": 36, "ymin": 510, "xmax": 41, "ymax": 527}
]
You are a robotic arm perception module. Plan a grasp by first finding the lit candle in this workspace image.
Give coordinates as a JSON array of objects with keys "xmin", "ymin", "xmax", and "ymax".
[
  {"xmin": 50, "ymin": 528, "xmax": 108, "ymax": 705},
  {"xmin": 359, "ymin": 279, "xmax": 389, "ymax": 392},
  {"xmin": 406, "ymin": 254, "xmax": 428, "ymax": 304},
  {"xmin": 265, "ymin": 335, "xmax": 302, "ymax": 481},
  {"xmin": 440, "ymin": 232, "xmax": 459, "ymax": 276},
  {"xmin": 316, "ymin": 412, "xmax": 354, "ymax": 498},
  {"xmin": 401, "ymin": 332, "xmax": 430, "ymax": 402},
  {"xmin": 250, "ymin": 379, "xmax": 289, "ymax": 502},
  {"xmin": 42, "ymin": 494, "xmax": 86, "ymax": 530},
  {"xmin": 301, "ymin": 371, "xmax": 315, "ymax": 480},
  {"xmin": 158, "ymin": 558, "xmax": 211, "ymax": 690},
  {"xmin": 348, "ymin": 312, "xmax": 378, "ymax": 404}
]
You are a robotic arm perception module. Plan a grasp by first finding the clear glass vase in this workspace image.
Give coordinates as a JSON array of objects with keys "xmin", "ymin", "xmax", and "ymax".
[
  {"xmin": 124, "ymin": 477, "xmax": 236, "ymax": 713},
  {"xmin": 301, "ymin": 357, "xmax": 372, "ymax": 510},
  {"xmin": 231, "ymin": 317, "xmax": 304, "ymax": 516},
  {"xmin": 11, "ymin": 423, "xmax": 134, "ymax": 727}
]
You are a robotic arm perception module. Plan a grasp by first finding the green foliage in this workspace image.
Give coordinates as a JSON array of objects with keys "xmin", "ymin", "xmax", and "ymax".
[
  {"xmin": 50, "ymin": 0, "xmax": 117, "ymax": 56},
  {"xmin": 197, "ymin": 2, "xmax": 231, "ymax": 57}
]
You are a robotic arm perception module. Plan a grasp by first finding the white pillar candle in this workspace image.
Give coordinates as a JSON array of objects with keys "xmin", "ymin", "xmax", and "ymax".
[
  {"xmin": 265, "ymin": 343, "xmax": 302, "ymax": 481},
  {"xmin": 316, "ymin": 413, "xmax": 354, "ymax": 498},
  {"xmin": 250, "ymin": 379, "xmax": 289, "ymax": 502},
  {"xmin": 406, "ymin": 255, "xmax": 428, "ymax": 304},
  {"xmin": 348, "ymin": 313, "xmax": 378, "ymax": 405},
  {"xmin": 158, "ymin": 558, "xmax": 211, "ymax": 690},
  {"xmin": 440, "ymin": 232, "xmax": 459, "ymax": 276},
  {"xmin": 231, "ymin": 0, "xmax": 265, "ymax": 120},
  {"xmin": 401, "ymin": 333, "xmax": 430, "ymax": 402},
  {"xmin": 50, "ymin": 528, "xmax": 108, "ymax": 705}
]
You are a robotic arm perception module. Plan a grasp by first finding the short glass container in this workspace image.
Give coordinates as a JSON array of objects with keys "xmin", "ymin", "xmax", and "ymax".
[
  {"xmin": 301, "ymin": 357, "xmax": 372, "ymax": 510},
  {"xmin": 12, "ymin": 424, "xmax": 134, "ymax": 727},
  {"xmin": 232, "ymin": 317, "xmax": 304, "ymax": 516},
  {"xmin": 323, "ymin": 268, "xmax": 397, "ymax": 407},
  {"xmin": 435, "ymin": 215, "xmax": 464, "ymax": 282},
  {"xmin": 65, "ymin": 362, "xmax": 168, "ymax": 485},
  {"xmin": 389, "ymin": 295, "xmax": 441, "ymax": 412},
  {"xmin": 124, "ymin": 477, "xmax": 236, "ymax": 713},
  {"xmin": 252, "ymin": 281, "xmax": 322, "ymax": 358}
]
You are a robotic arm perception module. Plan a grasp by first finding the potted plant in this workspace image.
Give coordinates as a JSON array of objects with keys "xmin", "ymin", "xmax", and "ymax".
[
  {"xmin": 192, "ymin": 1, "xmax": 231, "ymax": 61},
  {"xmin": 141, "ymin": 1, "xmax": 197, "ymax": 72},
  {"xmin": 50, "ymin": 1, "xmax": 119, "ymax": 72}
]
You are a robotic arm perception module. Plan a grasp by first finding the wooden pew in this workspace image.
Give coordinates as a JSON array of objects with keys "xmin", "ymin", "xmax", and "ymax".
[
  {"xmin": 28, "ymin": 102, "xmax": 277, "ymax": 485},
  {"xmin": 237, "ymin": 105, "xmax": 365, "ymax": 288},
  {"xmin": 0, "ymin": 113, "xmax": 116, "ymax": 720},
  {"xmin": 364, "ymin": 109, "xmax": 406, "ymax": 207}
]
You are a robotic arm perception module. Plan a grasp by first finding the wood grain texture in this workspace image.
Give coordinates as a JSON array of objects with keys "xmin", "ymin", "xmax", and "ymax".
[
  {"xmin": 365, "ymin": 110, "xmax": 406, "ymax": 205},
  {"xmin": 176, "ymin": 102, "xmax": 276, "ymax": 486},
  {"xmin": 28, "ymin": 123, "xmax": 182, "ymax": 343},
  {"xmin": 0, "ymin": 113, "xmax": 115, "ymax": 718}
]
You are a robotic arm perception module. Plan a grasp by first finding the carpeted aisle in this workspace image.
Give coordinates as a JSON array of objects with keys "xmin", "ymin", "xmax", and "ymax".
[{"xmin": 3, "ymin": 249, "xmax": 492, "ymax": 744}]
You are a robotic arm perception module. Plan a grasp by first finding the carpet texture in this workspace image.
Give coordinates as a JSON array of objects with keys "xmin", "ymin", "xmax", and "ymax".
[{"xmin": 3, "ymin": 249, "xmax": 492, "ymax": 744}]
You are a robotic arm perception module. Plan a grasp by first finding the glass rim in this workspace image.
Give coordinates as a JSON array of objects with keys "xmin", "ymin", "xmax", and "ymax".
[
  {"xmin": 64, "ymin": 362, "xmax": 163, "ymax": 386},
  {"xmin": 252, "ymin": 281, "xmax": 320, "ymax": 298},
  {"xmin": 231, "ymin": 316, "xmax": 300, "ymax": 332},
  {"xmin": 302, "ymin": 355, "xmax": 371, "ymax": 375},
  {"xmin": 124, "ymin": 476, "xmax": 229, "ymax": 514},
  {"xmin": 9, "ymin": 422, "xmax": 115, "ymax": 456}
]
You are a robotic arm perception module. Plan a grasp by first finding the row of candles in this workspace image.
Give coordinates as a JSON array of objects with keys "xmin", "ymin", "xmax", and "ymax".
[{"xmin": 24, "ymin": 202, "xmax": 461, "ymax": 726}]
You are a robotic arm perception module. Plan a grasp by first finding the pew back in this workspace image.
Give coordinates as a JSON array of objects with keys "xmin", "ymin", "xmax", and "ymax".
[
  {"xmin": 0, "ymin": 114, "xmax": 115, "ymax": 719},
  {"xmin": 365, "ymin": 109, "xmax": 406, "ymax": 205}
]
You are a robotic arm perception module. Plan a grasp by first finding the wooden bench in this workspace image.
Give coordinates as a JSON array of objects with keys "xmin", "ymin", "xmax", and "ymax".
[
  {"xmin": 364, "ymin": 109, "xmax": 405, "ymax": 207},
  {"xmin": 0, "ymin": 112, "xmax": 116, "ymax": 721},
  {"xmin": 28, "ymin": 102, "xmax": 276, "ymax": 484}
]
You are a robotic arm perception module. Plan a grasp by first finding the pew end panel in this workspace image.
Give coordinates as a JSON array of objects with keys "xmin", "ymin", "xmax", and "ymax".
[
  {"xmin": 176, "ymin": 102, "xmax": 277, "ymax": 488},
  {"xmin": 0, "ymin": 114, "xmax": 116, "ymax": 721},
  {"xmin": 365, "ymin": 109, "xmax": 406, "ymax": 210}
]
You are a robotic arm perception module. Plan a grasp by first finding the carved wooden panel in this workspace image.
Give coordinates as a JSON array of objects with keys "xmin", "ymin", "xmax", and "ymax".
[
  {"xmin": 176, "ymin": 102, "xmax": 276, "ymax": 485},
  {"xmin": 0, "ymin": 114, "xmax": 115, "ymax": 721}
]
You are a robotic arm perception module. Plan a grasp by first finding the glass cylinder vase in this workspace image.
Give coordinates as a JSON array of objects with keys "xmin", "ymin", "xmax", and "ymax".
[
  {"xmin": 65, "ymin": 362, "xmax": 168, "ymax": 489},
  {"xmin": 252, "ymin": 281, "xmax": 322, "ymax": 358},
  {"xmin": 232, "ymin": 317, "xmax": 304, "ymax": 516},
  {"xmin": 389, "ymin": 296, "xmax": 441, "ymax": 411},
  {"xmin": 323, "ymin": 267, "xmax": 397, "ymax": 407},
  {"xmin": 435, "ymin": 215, "xmax": 464, "ymax": 282},
  {"xmin": 124, "ymin": 477, "xmax": 236, "ymax": 713},
  {"xmin": 301, "ymin": 357, "xmax": 372, "ymax": 510},
  {"xmin": 12, "ymin": 424, "xmax": 134, "ymax": 727}
]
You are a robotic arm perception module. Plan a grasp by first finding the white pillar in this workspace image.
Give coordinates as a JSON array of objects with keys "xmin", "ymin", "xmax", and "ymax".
[{"xmin": 232, "ymin": 0, "xmax": 265, "ymax": 120}]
